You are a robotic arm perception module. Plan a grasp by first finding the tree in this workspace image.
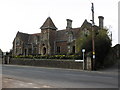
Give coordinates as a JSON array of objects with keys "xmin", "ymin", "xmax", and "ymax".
[{"xmin": 76, "ymin": 29, "xmax": 112, "ymax": 68}]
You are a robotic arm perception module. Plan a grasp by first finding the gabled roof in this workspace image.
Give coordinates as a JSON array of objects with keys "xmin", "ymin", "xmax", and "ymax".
[
  {"xmin": 40, "ymin": 17, "xmax": 57, "ymax": 30},
  {"xmin": 71, "ymin": 28, "xmax": 80, "ymax": 39},
  {"xmin": 56, "ymin": 28, "xmax": 80, "ymax": 42},
  {"xmin": 15, "ymin": 31, "xmax": 29, "ymax": 44},
  {"xmin": 80, "ymin": 19, "xmax": 92, "ymax": 30},
  {"xmin": 80, "ymin": 19, "xmax": 100, "ymax": 30},
  {"xmin": 15, "ymin": 32, "xmax": 41, "ymax": 45}
]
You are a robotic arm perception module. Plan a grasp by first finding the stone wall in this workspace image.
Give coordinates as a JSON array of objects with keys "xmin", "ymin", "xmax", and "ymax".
[
  {"xmin": 56, "ymin": 41, "xmax": 67, "ymax": 54},
  {"xmin": 9, "ymin": 58, "xmax": 83, "ymax": 69},
  {"xmin": 113, "ymin": 44, "xmax": 120, "ymax": 59}
]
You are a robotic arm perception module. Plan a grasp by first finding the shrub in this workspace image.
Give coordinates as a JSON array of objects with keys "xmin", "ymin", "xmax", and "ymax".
[{"xmin": 13, "ymin": 54, "xmax": 81, "ymax": 60}]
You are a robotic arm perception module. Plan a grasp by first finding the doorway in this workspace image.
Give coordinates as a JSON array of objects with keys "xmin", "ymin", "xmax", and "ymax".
[{"xmin": 43, "ymin": 47, "xmax": 46, "ymax": 55}]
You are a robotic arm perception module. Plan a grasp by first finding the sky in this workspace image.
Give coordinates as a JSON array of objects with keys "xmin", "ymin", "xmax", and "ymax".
[{"xmin": 0, "ymin": 0, "xmax": 119, "ymax": 52}]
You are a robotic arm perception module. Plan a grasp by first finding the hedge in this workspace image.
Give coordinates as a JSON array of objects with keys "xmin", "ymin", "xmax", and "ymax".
[{"xmin": 13, "ymin": 55, "xmax": 81, "ymax": 60}]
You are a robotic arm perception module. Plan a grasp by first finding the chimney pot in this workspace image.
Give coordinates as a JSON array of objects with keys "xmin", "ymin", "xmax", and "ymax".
[
  {"xmin": 98, "ymin": 16, "xmax": 104, "ymax": 29},
  {"xmin": 66, "ymin": 19, "xmax": 72, "ymax": 29}
]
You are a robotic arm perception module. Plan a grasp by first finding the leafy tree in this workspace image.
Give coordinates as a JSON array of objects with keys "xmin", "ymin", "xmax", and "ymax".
[
  {"xmin": 76, "ymin": 29, "xmax": 112, "ymax": 68},
  {"xmin": 95, "ymin": 30, "xmax": 111, "ymax": 67}
]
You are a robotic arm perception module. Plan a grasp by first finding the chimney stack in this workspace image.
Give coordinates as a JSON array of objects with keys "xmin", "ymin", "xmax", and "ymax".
[
  {"xmin": 66, "ymin": 19, "xmax": 72, "ymax": 29},
  {"xmin": 98, "ymin": 16, "xmax": 104, "ymax": 29}
]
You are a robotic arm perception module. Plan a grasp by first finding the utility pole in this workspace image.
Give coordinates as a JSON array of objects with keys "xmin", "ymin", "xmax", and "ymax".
[{"xmin": 91, "ymin": 3, "xmax": 95, "ymax": 70}]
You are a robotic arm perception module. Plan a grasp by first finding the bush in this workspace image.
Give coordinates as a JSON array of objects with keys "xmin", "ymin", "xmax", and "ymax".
[
  {"xmin": 13, "ymin": 54, "xmax": 81, "ymax": 60},
  {"xmin": 103, "ymin": 48, "xmax": 118, "ymax": 68}
]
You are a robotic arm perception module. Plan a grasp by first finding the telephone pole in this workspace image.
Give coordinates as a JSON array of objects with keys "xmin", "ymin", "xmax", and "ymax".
[{"xmin": 91, "ymin": 3, "xmax": 95, "ymax": 70}]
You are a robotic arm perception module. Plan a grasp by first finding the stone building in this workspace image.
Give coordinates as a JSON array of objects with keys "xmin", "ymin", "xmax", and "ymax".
[
  {"xmin": 0, "ymin": 49, "xmax": 3, "ymax": 64},
  {"xmin": 113, "ymin": 44, "xmax": 120, "ymax": 59},
  {"xmin": 0, "ymin": 49, "xmax": 2, "ymax": 57},
  {"xmin": 12, "ymin": 16, "xmax": 104, "ymax": 56}
]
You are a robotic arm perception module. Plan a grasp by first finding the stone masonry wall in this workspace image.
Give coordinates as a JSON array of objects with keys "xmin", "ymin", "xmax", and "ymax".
[{"xmin": 9, "ymin": 58, "xmax": 83, "ymax": 69}]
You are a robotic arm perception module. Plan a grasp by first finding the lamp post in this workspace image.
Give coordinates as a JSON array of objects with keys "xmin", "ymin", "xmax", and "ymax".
[{"xmin": 82, "ymin": 49, "xmax": 85, "ymax": 70}]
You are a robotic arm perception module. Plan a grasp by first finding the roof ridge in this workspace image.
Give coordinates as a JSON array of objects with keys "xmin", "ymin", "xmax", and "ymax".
[
  {"xmin": 40, "ymin": 17, "xmax": 57, "ymax": 30},
  {"xmin": 18, "ymin": 31, "xmax": 29, "ymax": 35}
]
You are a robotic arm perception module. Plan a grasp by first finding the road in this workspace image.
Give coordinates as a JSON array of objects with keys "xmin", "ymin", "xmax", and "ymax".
[
  {"xmin": 2, "ymin": 65, "xmax": 118, "ymax": 88},
  {"xmin": 0, "ymin": 57, "xmax": 2, "ymax": 89}
]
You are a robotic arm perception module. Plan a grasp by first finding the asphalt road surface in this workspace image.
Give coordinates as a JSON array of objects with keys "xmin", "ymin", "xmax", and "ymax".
[
  {"xmin": 2, "ymin": 65, "xmax": 118, "ymax": 88},
  {"xmin": 0, "ymin": 57, "xmax": 2, "ymax": 89}
]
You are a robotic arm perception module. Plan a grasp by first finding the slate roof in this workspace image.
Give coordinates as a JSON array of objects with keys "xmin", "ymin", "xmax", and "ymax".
[
  {"xmin": 40, "ymin": 17, "xmax": 57, "ymax": 30},
  {"xmin": 14, "ymin": 18, "xmax": 99, "ymax": 45},
  {"xmin": 56, "ymin": 30, "xmax": 67, "ymax": 41},
  {"xmin": 15, "ymin": 32, "xmax": 40, "ymax": 44},
  {"xmin": 56, "ymin": 28, "xmax": 80, "ymax": 42},
  {"xmin": 71, "ymin": 28, "xmax": 80, "ymax": 39},
  {"xmin": 28, "ymin": 33, "xmax": 40, "ymax": 44},
  {"xmin": 80, "ymin": 19, "xmax": 100, "ymax": 31},
  {"xmin": 80, "ymin": 19, "xmax": 92, "ymax": 30},
  {"xmin": 16, "ymin": 31, "xmax": 29, "ymax": 44}
]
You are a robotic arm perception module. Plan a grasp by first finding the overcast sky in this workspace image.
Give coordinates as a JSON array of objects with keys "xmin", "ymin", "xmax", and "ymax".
[{"xmin": 0, "ymin": 0, "xmax": 119, "ymax": 52}]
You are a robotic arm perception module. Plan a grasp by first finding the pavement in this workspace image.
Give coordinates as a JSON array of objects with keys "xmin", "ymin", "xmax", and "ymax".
[{"xmin": 2, "ymin": 76, "xmax": 53, "ymax": 88}]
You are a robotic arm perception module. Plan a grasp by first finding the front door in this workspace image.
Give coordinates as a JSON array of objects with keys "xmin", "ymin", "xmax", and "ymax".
[{"xmin": 43, "ymin": 47, "xmax": 46, "ymax": 55}]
